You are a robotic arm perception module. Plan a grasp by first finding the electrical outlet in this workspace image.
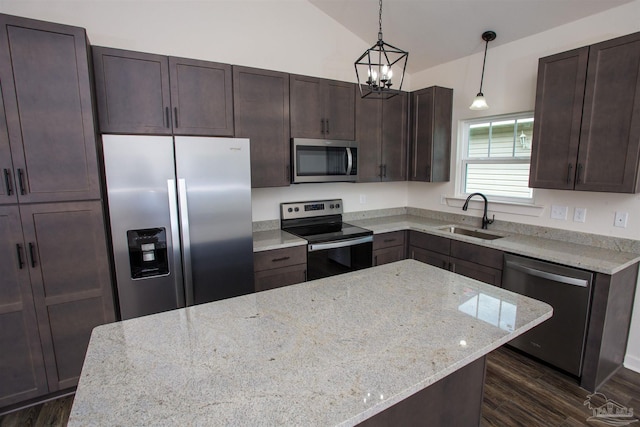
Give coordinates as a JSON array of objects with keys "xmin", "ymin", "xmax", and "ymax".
[
  {"xmin": 573, "ymin": 207, "xmax": 587, "ymax": 223},
  {"xmin": 614, "ymin": 211, "xmax": 628, "ymax": 228},
  {"xmin": 359, "ymin": 194, "xmax": 367, "ymax": 204},
  {"xmin": 550, "ymin": 205, "xmax": 568, "ymax": 220}
]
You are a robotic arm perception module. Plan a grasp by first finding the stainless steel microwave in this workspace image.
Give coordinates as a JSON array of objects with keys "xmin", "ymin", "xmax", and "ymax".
[{"xmin": 291, "ymin": 138, "xmax": 358, "ymax": 183}]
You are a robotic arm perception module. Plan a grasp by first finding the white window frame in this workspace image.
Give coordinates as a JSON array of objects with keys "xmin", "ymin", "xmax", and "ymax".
[{"xmin": 459, "ymin": 111, "xmax": 535, "ymax": 204}]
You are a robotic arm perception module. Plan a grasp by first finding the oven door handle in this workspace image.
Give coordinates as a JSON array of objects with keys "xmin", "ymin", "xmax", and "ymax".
[{"xmin": 308, "ymin": 235, "xmax": 373, "ymax": 252}]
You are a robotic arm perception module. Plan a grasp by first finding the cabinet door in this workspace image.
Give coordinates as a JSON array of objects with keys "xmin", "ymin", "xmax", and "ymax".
[
  {"xmin": 409, "ymin": 246, "xmax": 450, "ymax": 270},
  {"xmin": 577, "ymin": 32, "xmax": 640, "ymax": 193},
  {"xmin": 0, "ymin": 206, "xmax": 48, "ymax": 407},
  {"xmin": 169, "ymin": 57, "xmax": 234, "ymax": 136},
  {"xmin": 450, "ymin": 257, "xmax": 502, "ymax": 286},
  {"xmin": 290, "ymin": 75, "xmax": 324, "ymax": 138},
  {"xmin": 0, "ymin": 15, "xmax": 100, "ymax": 203},
  {"xmin": 529, "ymin": 48, "xmax": 588, "ymax": 190},
  {"xmin": 374, "ymin": 246, "xmax": 405, "ymax": 266},
  {"xmin": 450, "ymin": 240, "xmax": 503, "ymax": 270},
  {"xmin": 233, "ymin": 66, "xmax": 290, "ymax": 187},
  {"xmin": 325, "ymin": 80, "xmax": 355, "ymax": 140},
  {"xmin": 93, "ymin": 46, "xmax": 172, "ymax": 134},
  {"xmin": 20, "ymin": 201, "xmax": 115, "ymax": 391},
  {"xmin": 0, "ymin": 81, "xmax": 17, "ymax": 204},
  {"xmin": 381, "ymin": 92, "xmax": 408, "ymax": 181},
  {"xmin": 355, "ymin": 96, "xmax": 383, "ymax": 181},
  {"xmin": 410, "ymin": 86, "xmax": 452, "ymax": 182}
]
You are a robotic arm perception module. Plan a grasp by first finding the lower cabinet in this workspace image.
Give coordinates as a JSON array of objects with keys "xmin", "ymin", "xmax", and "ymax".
[
  {"xmin": 254, "ymin": 246, "xmax": 307, "ymax": 292},
  {"xmin": 408, "ymin": 230, "xmax": 504, "ymax": 286},
  {"xmin": 373, "ymin": 231, "xmax": 406, "ymax": 266},
  {"xmin": 0, "ymin": 201, "xmax": 115, "ymax": 408}
]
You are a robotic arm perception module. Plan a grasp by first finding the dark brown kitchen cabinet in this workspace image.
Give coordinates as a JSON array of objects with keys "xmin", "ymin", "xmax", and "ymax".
[
  {"xmin": 408, "ymin": 231, "xmax": 503, "ymax": 286},
  {"xmin": 93, "ymin": 46, "xmax": 234, "ymax": 136},
  {"xmin": 373, "ymin": 231, "xmax": 406, "ymax": 266},
  {"xmin": 20, "ymin": 201, "xmax": 115, "ymax": 391},
  {"xmin": 254, "ymin": 246, "xmax": 307, "ymax": 292},
  {"xmin": 233, "ymin": 66, "xmax": 290, "ymax": 187},
  {"xmin": 0, "ymin": 14, "xmax": 100, "ymax": 204},
  {"xmin": 409, "ymin": 86, "xmax": 453, "ymax": 182},
  {"xmin": 0, "ymin": 206, "xmax": 48, "ymax": 408},
  {"xmin": 290, "ymin": 75, "xmax": 355, "ymax": 140},
  {"xmin": 356, "ymin": 92, "xmax": 409, "ymax": 182},
  {"xmin": 530, "ymin": 31, "xmax": 640, "ymax": 193}
]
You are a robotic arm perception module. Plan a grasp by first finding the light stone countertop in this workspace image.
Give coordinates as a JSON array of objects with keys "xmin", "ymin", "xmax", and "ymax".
[
  {"xmin": 253, "ymin": 229, "xmax": 306, "ymax": 252},
  {"xmin": 68, "ymin": 260, "xmax": 552, "ymax": 427},
  {"xmin": 347, "ymin": 215, "xmax": 640, "ymax": 275}
]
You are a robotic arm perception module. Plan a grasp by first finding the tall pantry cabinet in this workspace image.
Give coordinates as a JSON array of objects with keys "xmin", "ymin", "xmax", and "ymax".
[{"xmin": 0, "ymin": 14, "xmax": 115, "ymax": 409}]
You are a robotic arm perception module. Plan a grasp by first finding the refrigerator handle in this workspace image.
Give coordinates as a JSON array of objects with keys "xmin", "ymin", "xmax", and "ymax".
[
  {"xmin": 167, "ymin": 179, "xmax": 186, "ymax": 307},
  {"xmin": 177, "ymin": 178, "xmax": 194, "ymax": 306}
]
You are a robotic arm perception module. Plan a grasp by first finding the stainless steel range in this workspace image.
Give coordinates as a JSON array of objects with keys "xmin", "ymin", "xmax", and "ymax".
[{"xmin": 280, "ymin": 199, "xmax": 373, "ymax": 280}]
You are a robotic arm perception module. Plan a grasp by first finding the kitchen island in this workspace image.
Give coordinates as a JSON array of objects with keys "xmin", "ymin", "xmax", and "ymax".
[{"xmin": 68, "ymin": 260, "xmax": 552, "ymax": 426}]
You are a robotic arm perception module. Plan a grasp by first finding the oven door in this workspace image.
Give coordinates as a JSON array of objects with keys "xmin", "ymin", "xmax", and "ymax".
[
  {"xmin": 307, "ymin": 235, "xmax": 372, "ymax": 280},
  {"xmin": 291, "ymin": 138, "xmax": 358, "ymax": 183}
]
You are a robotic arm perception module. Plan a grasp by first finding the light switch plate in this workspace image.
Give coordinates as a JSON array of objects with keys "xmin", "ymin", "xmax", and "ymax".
[
  {"xmin": 551, "ymin": 205, "xmax": 568, "ymax": 220},
  {"xmin": 573, "ymin": 207, "xmax": 587, "ymax": 223}
]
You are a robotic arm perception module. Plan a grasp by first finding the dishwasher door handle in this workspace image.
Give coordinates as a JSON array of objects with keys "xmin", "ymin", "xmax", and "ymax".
[
  {"xmin": 505, "ymin": 260, "xmax": 589, "ymax": 287},
  {"xmin": 308, "ymin": 235, "xmax": 373, "ymax": 252}
]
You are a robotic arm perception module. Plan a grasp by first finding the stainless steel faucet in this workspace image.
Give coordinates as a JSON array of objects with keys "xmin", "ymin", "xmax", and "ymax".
[{"xmin": 462, "ymin": 192, "xmax": 494, "ymax": 229}]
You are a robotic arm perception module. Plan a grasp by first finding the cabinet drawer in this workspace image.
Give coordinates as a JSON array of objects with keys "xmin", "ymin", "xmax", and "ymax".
[
  {"xmin": 409, "ymin": 246, "xmax": 449, "ymax": 270},
  {"xmin": 255, "ymin": 264, "xmax": 307, "ymax": 292},
  {"xmin": 254, "ymin": 246, "xmax": 306, "ymax": 271},
  {"xmin": 409, "ymin": 230, "xmax": 450, "ymax": 255},
  {"xmin": 450, "ymin": 240, "xmax": 503, "ymax": 270},
  {"xmin": 373, "ymin": 231, "xmax": 406, "ymax": 250},
  {"xmin": 451, "ymin": 257, "xmax": 502, "ymax": 286},
  {"xmin": 374, "ymin": 246, "xmax": 405, "ymax": 266}
]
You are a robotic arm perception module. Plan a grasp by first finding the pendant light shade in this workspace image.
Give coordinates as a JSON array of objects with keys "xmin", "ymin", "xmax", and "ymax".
[
  {"xmin": 469, "ymin": 30, "xmax": 496, "ymax": 111},
  {"xmin": 354, "ymin": 0, "xmax": 408, "ymax": 99}
]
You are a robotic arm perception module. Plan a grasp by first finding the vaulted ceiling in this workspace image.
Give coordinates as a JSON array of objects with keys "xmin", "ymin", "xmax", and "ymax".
[{"xmin": 308, "ymin": 0, "xmax": 634, "ymax": 73}]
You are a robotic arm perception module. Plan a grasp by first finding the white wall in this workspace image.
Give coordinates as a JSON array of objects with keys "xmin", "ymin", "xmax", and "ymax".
[{"xmin": 408, "ymin": 0, "xmax": 640, "ymax": 371}]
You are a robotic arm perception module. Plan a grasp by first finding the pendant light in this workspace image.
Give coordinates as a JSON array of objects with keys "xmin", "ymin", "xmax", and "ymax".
[
  {"xmin": 469, "ymin": 30, "xmax": 497, "ymax": 110},
  {"xmin": 354, "ymin": 0, "xmax": 408, "ymax": 99}
]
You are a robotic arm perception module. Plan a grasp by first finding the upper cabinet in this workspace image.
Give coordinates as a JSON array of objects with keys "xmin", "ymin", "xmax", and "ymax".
[
  {"xmin": 92, "ymin": 46, "xmax": 234, "ymax": 136},
  {"xmin": 290, "ymin": 75, "xmax": 355, "ymax": 140},
  {"xmin": 356, "ymin": 92, "xmax": 409, "ymax": 182},
  {"xmin": 0, "ymin": 14, "xmax": 100, "ymax": 203},
  {"xmin": 530, "ymin": 32, "xmax": 640, "ymax": 193},
  {"xmin": 233, "ymin": 66, "xmax": 290, "ymax": 188},
  {"xmin": 409, "ymin": 86, "xmax": 453, "ymax": 182}
]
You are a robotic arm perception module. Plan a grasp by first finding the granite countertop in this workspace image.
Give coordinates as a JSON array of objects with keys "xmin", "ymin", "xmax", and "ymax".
[
  {"xmin": 348, "ymin": 215, "xmax": 640, "ymax": 275},
  {"xmin": 253, "ymin": 229, "xmax": 306, "ymax": 252},
  {"xmin": 68, "ymin": 260, "xmax": 552, "ymax": 426}
]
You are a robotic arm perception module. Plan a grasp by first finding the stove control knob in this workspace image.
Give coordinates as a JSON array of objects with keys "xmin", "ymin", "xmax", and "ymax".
[
  {"xmin": 294, "ymin": 207, "xmax": 300, "ymax": 212},
  {"xmin": 287, "ymin": 208, "xmax": 293, "ymax": 213},
  {"xmin": 330, "ymin": 204, "xmax": 335, "ymax": 209},
  {"xmin": 336, "ymin": 203, "xmax": 341, "ymax": 208}
]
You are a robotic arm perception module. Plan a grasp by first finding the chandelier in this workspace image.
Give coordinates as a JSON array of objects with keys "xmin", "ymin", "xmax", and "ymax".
[{"xmin": 354, "ymin": 0, "xmax": 408, "ymax": 99}]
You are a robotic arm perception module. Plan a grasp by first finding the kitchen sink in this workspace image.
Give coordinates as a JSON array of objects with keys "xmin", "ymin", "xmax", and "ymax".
[{"xmin": 438, "ymin": 226, "xmax": 505, "ymax": 240}]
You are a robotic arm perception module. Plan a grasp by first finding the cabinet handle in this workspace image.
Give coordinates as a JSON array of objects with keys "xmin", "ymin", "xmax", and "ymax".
[
  {"xmin": 326, "ymin": 119, "xmax": 329, "ymax": 134},
  {"xmin": 272, "ymin": 256, "xmax": 290, "ymax": 262},
  {"xmin": 17, "ymin": 168, "xmax": 26, "ymax": 195},
  {"xmin": 383, "ymin": 238, "xmax": 396, "ymax": 243},
  {"xmin": 576, "ymin": 163, "xmax": 583, "ymax": 184},
  {"xmin": 174, "ymin": 107, "xmax": 179, "ymax": 128},
  {"xmin": 379, "ymin": 165, "xmax": 383, "ymax": 178},
  {"xmin": 165, "ymin": 107, "xmax": 170, "ymax": 128},
  {"xmin": 321, "ymin": 119, "xmax": 325, "ymax": 134},
  {"xmin": 16, "ymin": 244, "xmax": 24, "ymax": 269},
  {"xmin": 426, "ymin": 165, "xmax": 431, "ymax": 179},
  {"xmin": 304, "ymin": 270, "xmax": 307, "ymax": 282},
  {"xmin": 28, "ymin": 242, "xmax": 36, "ymax": 268},
  {"xmin": 374, "ymin": 255, "xmax": 378, "ymax": 266},
  {"xmin": 449, "ymin": 262, "xmax": 455, "ymax": 273},
  {"xmin": 286, "ymin": 164, "xmax": 290, "ymax": 182},
  {"xmin": 566, "ymin": 164, "xmax": 573, "ymax": 185},
  {"xmin": 383, "ymin": 164, "xmax": 387, "ymax": 178},
  {"xmin": 4, "ymin": 168, "xmax": 13, "ymax": 195}
]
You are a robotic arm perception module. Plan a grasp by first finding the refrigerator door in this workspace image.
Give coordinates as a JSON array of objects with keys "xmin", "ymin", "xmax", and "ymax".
[
  {"xmin": 102, "ymin": 135, "xmax": 185, "ymax": 320},
  {"xmin": 174, "ymin": 136, "xmax": 254, "ymax": 304}
]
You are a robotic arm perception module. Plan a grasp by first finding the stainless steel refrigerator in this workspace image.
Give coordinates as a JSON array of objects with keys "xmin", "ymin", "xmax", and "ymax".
[{"xmin": 102, "ymin": 135, "xmax": 254, "ymax": 320}]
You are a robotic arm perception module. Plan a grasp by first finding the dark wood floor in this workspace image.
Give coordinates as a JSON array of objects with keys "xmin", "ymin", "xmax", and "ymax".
[{"xmin": 1, "ymin": 346, "xmax": 638, "ymax": 426}]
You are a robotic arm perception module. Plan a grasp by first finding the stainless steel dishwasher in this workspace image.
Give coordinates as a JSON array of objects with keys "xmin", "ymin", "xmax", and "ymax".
[{"xmin": 502, "ymin": 253, "xmax": 593, "ymax": 377}]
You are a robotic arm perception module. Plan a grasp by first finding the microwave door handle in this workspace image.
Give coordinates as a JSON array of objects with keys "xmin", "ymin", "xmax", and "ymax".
[{"xmin": 346, "ymin": 147, "xmax": 353, "ymax": 175}]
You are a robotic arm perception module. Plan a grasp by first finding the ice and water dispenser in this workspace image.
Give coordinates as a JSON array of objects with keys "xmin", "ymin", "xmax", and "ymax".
[{"xmin": 127, "ymin": 228, "xmax": 169, "ymax": 279}]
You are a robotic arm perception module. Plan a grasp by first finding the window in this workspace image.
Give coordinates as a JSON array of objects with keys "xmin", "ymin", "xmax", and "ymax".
[{"xmin": 460, "ymin": 112, "xmax": 534, "ymax": 201}]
